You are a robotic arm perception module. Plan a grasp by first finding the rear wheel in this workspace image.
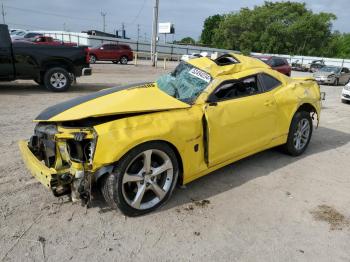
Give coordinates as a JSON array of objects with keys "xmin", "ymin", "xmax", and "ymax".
[
  {"xmin": 101, "ymin": 142, "xmax": 179, "ymax": 216},
  {"xmin": 89, "ymin": 55, "xmax": 97, "ymax": 64},
  {"xmin": 283, "ymin": 111, "xmax": 313, "ymax": 156},
  {"xmin": 120, "ymin": 56, "xmax": 128, "ymax": 65},
  {"xmin": 43, "ymin": 67, "xmax": 71, "ymax": 92}
]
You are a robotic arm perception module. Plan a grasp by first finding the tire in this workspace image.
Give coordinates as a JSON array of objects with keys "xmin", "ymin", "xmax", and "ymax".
[
  {"xmin": 334, "ymin": 78, "xmax": 339, "ymax": 86},
  {"xmin": 342, "ymin": 99, "xmax": 349, "ymax": 104},
  {"xmin": 89, "ymin": 55, "xmax": 97, "ymax": 64},
  {"xmin": 120, "ymin": 56, "xmax": 128, "ymax": 65},
  {"xmin": 283, "ymin": 111, "xmax": 313, "ymax": 156},
  {"xmin": 101, "ymin": 142, "xmax": 179, "ymax": 216},
  {"xmin": 43, "ymin": 67, "xmax": 71, "ymax": 92}
]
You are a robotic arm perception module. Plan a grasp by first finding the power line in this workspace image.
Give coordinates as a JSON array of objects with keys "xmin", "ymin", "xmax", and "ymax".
[{"xmin": 128, "ymin": 0, "xmax": 147, "ymax": 25}]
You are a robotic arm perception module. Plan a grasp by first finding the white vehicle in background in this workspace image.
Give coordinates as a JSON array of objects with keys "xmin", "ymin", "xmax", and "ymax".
[
  {"xmin": 10, "ymin": 30, "xmax": 27, "ymax": 40},
  {"xmin": 181, "ymin": 52, "xmax": 208, "ymax": 62},
  {"xmin": 341, "ymin": 83, "xmax": 350, "ymax": 103}
]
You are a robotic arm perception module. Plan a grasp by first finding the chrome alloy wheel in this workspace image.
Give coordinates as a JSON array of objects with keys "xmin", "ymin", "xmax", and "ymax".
[
  {"xmin": 122, "ymin": 149, "xmax": 174, "ymax": 210},
  {"xmin": 293, "ymin": 118, "xmax": 311, "ymax": 151},
  {"xmin": 50, "ymin": 72, "xmax": 67, "ymax": 89}
]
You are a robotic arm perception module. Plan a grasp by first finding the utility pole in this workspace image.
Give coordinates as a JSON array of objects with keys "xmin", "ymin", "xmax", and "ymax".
[
  {"xmin": 101, "ymin": 11, "xmax": 106, "ymax": 32},
  {"xmin": 1, "ymin": 3, "xmax": 6, "ymax": 24},
  {"xmin": 137, "ymin": 24, "xmax": 140, "ymax": 42},
  {"xmin": 151, "ymin": 0, "xmax": 159, "ymax": 66}
]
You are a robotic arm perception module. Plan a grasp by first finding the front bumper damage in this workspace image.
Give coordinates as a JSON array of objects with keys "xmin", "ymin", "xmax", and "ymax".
[{"xmin": 18, "ymin": 124, "xmax": 98, "ymax": 203}]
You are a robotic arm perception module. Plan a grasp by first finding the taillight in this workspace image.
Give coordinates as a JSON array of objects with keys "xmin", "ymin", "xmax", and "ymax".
[{"xmin": 85, "ymin": 48, "xmax": 90, "ymax": 64}]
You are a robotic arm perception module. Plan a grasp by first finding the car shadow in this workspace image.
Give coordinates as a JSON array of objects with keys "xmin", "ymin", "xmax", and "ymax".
[
  {"xmin": 160, "ymin": 126, "xmax": 350, "ymax": 212},
  {"xmin": 89, "ymin": 126, "xmax": 350, "ymax": 215}
]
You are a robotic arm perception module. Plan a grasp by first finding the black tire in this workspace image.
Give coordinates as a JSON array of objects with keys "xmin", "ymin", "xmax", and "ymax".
[
  {"xmin": 283, "ymin": 111, "xmax": 313, "ymax": 156},
  {"xmin": 89, "ymin": 55, "xmax": 97, "ymax": 64},
  {"xmin": 120, "ymin": 56, "xmax": 128, "ymax": 65},
  {"xmin": 43, "ymin": 67, "xmax": 71, "ymax": 92},
  {"xmin": 334, "ymin": 78, "xmax": 339, "ymax": 86},
  {"xmin": 342, "ymin": 99, "xmax": 349, "ymax": 104},
  {"xmin": 101, "ymin": 142, "xmax": 179, "ymax": 216}
]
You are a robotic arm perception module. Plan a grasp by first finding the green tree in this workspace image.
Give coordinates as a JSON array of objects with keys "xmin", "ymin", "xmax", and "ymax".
[
  {"xmin": 205, "ymin": 1, "xmax": 337, "ymax": 57},
  {"xmin": 200, "ymin": 14, "xmax": 224, "ymax": 45},
  {"xmin": 179, "ymin": 37, "xmax": 196, "ymax": 45}
]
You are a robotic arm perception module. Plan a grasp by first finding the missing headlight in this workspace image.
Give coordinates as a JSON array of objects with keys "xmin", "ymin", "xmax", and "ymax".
[{"xmin": 67, "ymin": 139, "xmax": 93, "ymax": 163}]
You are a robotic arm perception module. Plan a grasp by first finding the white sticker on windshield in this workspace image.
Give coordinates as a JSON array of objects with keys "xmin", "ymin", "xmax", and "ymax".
[{"xmin": 189, "ymin": 68, "xmax": 211, "ymax": 83}]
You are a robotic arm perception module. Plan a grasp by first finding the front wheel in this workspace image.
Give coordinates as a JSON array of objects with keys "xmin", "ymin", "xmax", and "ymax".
[
  {"xmin": 283, "ymin": 111, "xmax": 313, "ymax": 156},
  {"xmin": 101, "ymin": 142, "xmax": 179, "ymax": 216},
  {"xmin": 43, "ymin": 67, "xmax": 71, "ymax": 92}
]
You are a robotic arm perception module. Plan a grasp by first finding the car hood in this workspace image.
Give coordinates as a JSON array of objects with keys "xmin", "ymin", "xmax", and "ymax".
[
  {"xmin": 314, "ymin": 71, "xmax": 337, "ymax": 77},
  {"xmin": 35, "ymin": 82, "xmax": 191, "ymax": 122}
]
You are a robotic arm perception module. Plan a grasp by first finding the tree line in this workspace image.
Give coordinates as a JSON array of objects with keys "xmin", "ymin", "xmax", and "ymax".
[{"xmin": 196, "ymin": 1, "xmax": 350, "ymax": 59}]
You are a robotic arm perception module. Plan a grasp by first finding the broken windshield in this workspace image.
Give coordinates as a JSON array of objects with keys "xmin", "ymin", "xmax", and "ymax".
[{"xmin": 156, "ymin": 62, "xmax": 212, "ymax": 103}]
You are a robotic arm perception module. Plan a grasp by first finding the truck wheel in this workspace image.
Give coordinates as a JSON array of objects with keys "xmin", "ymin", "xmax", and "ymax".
[
  {"xmin": 89, "ymin": 55, "xmax": 97, "ymax": 64},
  {"xmin": 101, "ymin": 142, "xmax": 179, "ymax": 217},
  {"xmin": 120, "ymin": 56, "xmax": 128, "ymax": 65},
  {"xmin": 282, "ymin": 111, "xmax": 313, "ymax": 156},
  {"xmin": 44, "ymin": 67, "xmax": 71, "ymax": 92}
]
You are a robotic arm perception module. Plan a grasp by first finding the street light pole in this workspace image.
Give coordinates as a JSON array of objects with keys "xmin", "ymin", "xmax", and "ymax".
[
  {"xmin": 151, "ymin": 0, "xmax": 159, "ymax": 67},
  {"xmin": 101, "ymin": 11, "xmax": 106, "ymax": 32},
  {"xmin": 1, "ymin": 3, "xmax": 6, "ymax": 24}
]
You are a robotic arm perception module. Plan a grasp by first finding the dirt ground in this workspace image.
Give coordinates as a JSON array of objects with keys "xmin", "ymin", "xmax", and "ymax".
[{"xmin": 0, "ymin": 61, "xmax": 350, "ymax": 262}]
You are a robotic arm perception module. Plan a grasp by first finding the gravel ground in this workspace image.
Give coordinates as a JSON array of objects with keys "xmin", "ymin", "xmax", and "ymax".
[{"xmin": 0, "ymin": 61, "xmax": 349, "ymax": 262}]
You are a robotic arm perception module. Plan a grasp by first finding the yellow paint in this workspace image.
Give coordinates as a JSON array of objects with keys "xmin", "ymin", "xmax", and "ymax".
[
  {"xmin": 20, "ymin": 53, "xmax": 321, "ymax": 188},
  {"xmin": 18, "ymin": 140, "xmax": 56, "ymax": 188}
]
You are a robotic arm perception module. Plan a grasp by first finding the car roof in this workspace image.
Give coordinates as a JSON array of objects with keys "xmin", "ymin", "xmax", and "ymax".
[{"xmin": 188, "ymin": 53, "xmax": 271, "ymax": 78}]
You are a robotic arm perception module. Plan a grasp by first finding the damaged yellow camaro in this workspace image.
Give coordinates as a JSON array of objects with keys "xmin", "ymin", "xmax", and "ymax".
[{"xmin": 19, "ymin": 54, "xmax": 321, "ymax": 216}]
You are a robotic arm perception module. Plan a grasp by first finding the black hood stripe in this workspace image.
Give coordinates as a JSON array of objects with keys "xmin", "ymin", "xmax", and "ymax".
[{"xmin": 36, "ymin": 82, "xmax": 151, "ymax": 121}]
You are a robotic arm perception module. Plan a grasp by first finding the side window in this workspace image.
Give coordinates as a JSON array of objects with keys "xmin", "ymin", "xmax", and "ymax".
[
  {"xmin": 211, "ymin": 76, "xmax": 260, "ymax": 101},
  {"xmin": 274, "ymin": 58, "xmax": 286, "ymax": 67},
  {"xmin": 103, "ymin": 45, "xmax": 112, "ymax": 50},
  {"xmin": 259, "ymin": 73, "xmax": 281, "ymax": 92}
]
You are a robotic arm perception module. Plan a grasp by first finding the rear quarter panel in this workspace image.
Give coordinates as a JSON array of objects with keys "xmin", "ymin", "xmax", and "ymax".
[{"xmin": 274, "ymin": 79, "xmax": 321, "ymax": 136}]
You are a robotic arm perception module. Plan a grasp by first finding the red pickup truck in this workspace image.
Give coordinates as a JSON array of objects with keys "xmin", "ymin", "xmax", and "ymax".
[{"xmin": 88, "ymin": 43, "xmax": 133, "ymax": 64}]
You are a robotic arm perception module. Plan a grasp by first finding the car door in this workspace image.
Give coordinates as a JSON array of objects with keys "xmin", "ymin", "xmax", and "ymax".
[
  {"xmin": 98, "ymin": 44, "xmax": 110, "ymax": 60},
  {"xmin": 204, "ymin": 74, "xmax": 278, "ymax": 167},
  {"xmin": 340, "ymin": 68, "xmax": 350, "ymax": 85},
  {"xmin": 0, "ymin": 25, "xmax": 14, "ymax": 79}
]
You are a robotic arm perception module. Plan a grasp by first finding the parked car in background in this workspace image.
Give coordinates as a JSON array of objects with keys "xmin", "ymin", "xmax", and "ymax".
[
  {"xmin": 253, "ymin": 56, "xmax": 291, "ymax": 76},
  {"xmin": 89, "ymin": 44, "xmax": 133, "ymax": 64},
  {"xmin": 28, "ymin": 36, "xmax": 77, "ymax": 46},
  {"xmin": 341, "ymin": 83, "xmax": 350, "ymax": 103},
  {"xmin": 22, "ymin": 32, "xmax": 43, "ymax": 39},
  {"xmin": 308, "ymin": 60, "xmax": 325, "ymax": 73},
  {"xmin": 291, "ymin": 60, "xmax": 308, "ymax": 72},
  {"xmin": 313, "ymin": 66, "xmax": 350, "ymax": 86},
  {"xmin": 10, "ymin": 29, "xmax": 27, "ymax": 40},
  {"xmin": 0, "ymin": 24, "xmax": 91, "ymax": 92}
]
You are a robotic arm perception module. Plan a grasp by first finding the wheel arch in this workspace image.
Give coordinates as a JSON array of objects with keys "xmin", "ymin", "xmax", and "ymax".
[
  {"xmin": 292, "ymin": 102, "xmax": 319, "ymax": 127},
  {"xmin": 94, "ymin": 139, "xmax": 184, "ymax": 185}
]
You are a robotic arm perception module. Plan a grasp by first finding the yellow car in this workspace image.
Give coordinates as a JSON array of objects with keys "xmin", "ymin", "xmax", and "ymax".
[{"xmin": 19, "ymin": 54, "xmax": 321, "ymax": 216}]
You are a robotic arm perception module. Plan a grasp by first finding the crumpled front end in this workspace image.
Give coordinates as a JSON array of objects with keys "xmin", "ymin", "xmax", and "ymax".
[{"xmin": 19, "ymin": 123, "xmax": 97, "ymax": 202}]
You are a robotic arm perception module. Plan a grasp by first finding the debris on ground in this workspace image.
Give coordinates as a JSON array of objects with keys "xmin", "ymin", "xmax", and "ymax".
[
  {"xmin": 194, "ymin": 232, "xmax": 201, "ymax": 236},
  {"xmin": 311, "ymin": 205, "xmax": 350, "ymax": 230}
]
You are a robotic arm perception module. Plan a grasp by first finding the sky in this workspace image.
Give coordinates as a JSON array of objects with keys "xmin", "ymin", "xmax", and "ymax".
[{"xmin": 2, "ymin": 0, "xmax": 350, "ymax": 41}]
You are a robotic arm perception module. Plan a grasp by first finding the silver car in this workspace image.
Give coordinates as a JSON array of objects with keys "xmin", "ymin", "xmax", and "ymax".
[{"xmin": 313, "ymin": 66, "xmax": 350, "ymax": 86}]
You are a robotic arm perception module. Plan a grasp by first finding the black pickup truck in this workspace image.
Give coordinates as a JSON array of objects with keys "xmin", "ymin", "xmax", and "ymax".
[{"xmin": 0, "ymin": 24, "xmax": 91, "ymax": 92}]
